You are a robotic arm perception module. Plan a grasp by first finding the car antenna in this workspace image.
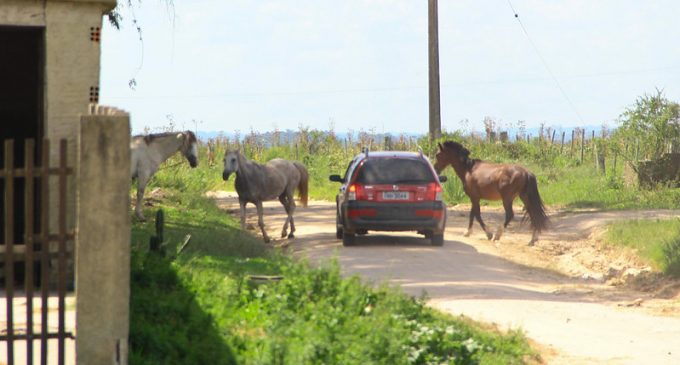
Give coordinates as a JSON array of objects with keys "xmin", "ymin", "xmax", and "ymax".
[
  {"xmin": 417, "ymin": 146, "xmax": 424, "ymax": 158},
  {"xmin": 362, "ymin": 146, "xmax": 369, "ymax": 157}
]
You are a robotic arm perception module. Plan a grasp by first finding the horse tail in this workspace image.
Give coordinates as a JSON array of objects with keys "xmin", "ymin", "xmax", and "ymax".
[
  {"xmin": 520, "ymin": 172, "xmax": 549, "ymax": 233},
  {"xmin": 293, "ymin": 162, "xmax": 309, "ymax": 207}
]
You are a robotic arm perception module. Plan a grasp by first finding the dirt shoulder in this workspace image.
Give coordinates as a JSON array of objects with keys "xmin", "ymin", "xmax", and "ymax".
[{"xmin": 209, "ymin": 191, "xmax": 680, "ymax": 364}]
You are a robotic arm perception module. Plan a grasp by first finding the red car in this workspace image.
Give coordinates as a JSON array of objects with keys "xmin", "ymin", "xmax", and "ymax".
[{"xmin": 329, "ymin": 150, "xmax": 448, "ymax": 246}]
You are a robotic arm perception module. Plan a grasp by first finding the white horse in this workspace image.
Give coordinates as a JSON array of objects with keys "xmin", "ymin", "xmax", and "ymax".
[
  {"xmin": 222, "ymin": 150, "xmax": 308, "ymax": 243},
  {"xmin": 130, "ymin": 131, "xmax": 199, "ymax": 220}
]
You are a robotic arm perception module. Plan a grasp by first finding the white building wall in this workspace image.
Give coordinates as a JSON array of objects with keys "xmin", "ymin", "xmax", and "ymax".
[{"xmin": 0, "ymin": 0, "xmax": 116, "ymax": 230}]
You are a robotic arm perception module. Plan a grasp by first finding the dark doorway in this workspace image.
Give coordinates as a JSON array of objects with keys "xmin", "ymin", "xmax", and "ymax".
[
  {"xmin": 0, "ymin": 26, "xmax": 45, "ymax": 284},
  {"xmin": 0, "ymin": 26, "xmax": 44, "ymax": 160}
]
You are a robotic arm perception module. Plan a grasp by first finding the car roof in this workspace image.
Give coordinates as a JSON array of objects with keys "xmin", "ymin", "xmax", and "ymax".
[{"xmin": 353, "ymin": 151, "xmax": 427, "ymax": 160}]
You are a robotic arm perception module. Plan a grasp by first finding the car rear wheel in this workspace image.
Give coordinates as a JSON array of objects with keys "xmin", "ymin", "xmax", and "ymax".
[
  {"xmin": 431, "ymin": 233, "xmax": 444, "ymax": 246},
  {"xmin": 342, "ymin": 232, "xmax": 355, "ymax": 246},
  {"xmin": 335, "ymin": 214, "xmax": 343, "ymax": 239}
]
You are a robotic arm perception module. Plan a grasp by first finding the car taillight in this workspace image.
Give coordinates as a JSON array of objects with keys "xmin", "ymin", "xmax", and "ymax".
[
  {"xmin": 427, "ymin": 182, "xmax": 443, "ymax": 201},
  {"xmin": 348, "ymin": 184, "xmax": 357, "ymax": 200},
  {"xmin": 348, "ymin": 183, "xmax": 370, "ymax": 200}
]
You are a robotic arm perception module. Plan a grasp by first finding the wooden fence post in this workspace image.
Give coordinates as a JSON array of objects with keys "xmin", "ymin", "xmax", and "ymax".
[
  {"xmin": 594, "ymin": 141, "xmax": 605, "ymax": 173},
  {"xmin": 613, "ymin": 150, "xmax": 618, "ymax": 174},
  {"xmin": 580, "ymin": 130, "xmax": 585, "ymax": 164}
]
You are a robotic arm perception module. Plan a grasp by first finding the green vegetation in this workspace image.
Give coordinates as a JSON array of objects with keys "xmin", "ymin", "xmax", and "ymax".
[
  {"xmin": 176, "ymin": 125, "xmax": 680, "ymax": 211},
  {"xmin": 131, "ymin": 165, "xmax": 538, "ymax": 364},
  {"xmin": 132, "ymin": 91, "xmax": 680, "ymax": 363},
  {"xmin": 613, "ymin": 89, "xmax": 680, "ymax": 161},
  {"xmin": 605, "ymin": 218, "xmax": 680, "ymax": 277}
]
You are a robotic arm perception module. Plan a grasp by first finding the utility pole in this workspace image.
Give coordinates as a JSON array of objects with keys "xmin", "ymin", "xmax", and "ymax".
[{"xmin": 428, "ymin": 0, "xmax": 442, "ymax": 141}]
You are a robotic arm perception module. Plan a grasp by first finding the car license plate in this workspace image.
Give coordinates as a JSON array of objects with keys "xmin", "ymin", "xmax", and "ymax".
[{"xmin": 382, "ymin": 191, "xmax": 409, "ymax": 200}]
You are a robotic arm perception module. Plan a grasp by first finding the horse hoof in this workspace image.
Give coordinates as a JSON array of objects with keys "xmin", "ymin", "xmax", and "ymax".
[
  {"xmin": 281, "ymin": 232, "xmax": 288, "ymax": 238},
  {"xmin": 486, "ymin": 232, "xmax": 493, "ymax": 240},
  {"xmin": 263, "ymin": 237, "xmax": 271, "ymax": 243},
  {"xmin": 287, "ymin": 233, "xmax": 295, "ymax": 239},
  {"xmin": 493, "ymin": 235, "xmax": 501, "ymax": 241},
  {"xmin": 528, "ymin": 240, "xmax": 536, "ymax": 247},
  {"xmin": 463, "ymin": 232, "xmax": 471, "ymax": 237}
]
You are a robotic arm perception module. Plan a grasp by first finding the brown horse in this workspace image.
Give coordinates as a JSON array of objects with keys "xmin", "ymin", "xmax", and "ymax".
[{"xmin": 433, "ymin": 141, "xmax": 548, "ymax": 245}]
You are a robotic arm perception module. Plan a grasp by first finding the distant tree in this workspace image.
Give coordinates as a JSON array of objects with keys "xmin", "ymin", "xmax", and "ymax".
[{"xmin": 615, "ymin": 89, "xmax": 680, "ymax": 160}]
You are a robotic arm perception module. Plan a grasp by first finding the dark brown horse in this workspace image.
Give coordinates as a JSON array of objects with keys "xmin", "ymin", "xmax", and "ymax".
[{"xmin": 433, "ymin": 141, "xmax": 548, "ymax": 245}]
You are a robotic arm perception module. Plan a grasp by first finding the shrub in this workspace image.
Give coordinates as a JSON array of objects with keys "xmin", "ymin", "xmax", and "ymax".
[
  {"xmin": 663, "ymin": 235, "xmax": 680, "ymax": 278},
  {"xmin": 614, "ymin": 89, "xmax": 680, "ymax": 161}
]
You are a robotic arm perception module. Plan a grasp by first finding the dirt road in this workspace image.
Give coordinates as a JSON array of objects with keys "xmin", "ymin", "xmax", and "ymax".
[{"xmin": 210, "ymin": 191, "xmax": 680, "ymax": 364}]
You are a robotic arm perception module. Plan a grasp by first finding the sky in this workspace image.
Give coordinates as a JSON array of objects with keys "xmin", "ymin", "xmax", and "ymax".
[{"xmin": 99, "ymin": 0, "xmax": 680, "ymax": 135}]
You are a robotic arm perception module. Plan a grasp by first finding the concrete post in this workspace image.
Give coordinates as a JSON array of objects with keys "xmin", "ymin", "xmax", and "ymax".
[{"xmin": 75, "ymin": 106, "xmax": 130, "ymax": 365}]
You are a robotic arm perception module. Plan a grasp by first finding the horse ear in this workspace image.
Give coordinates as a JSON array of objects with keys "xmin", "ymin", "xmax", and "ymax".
[{"xmin": 438, "ymin": 142, "xmax": 443, "ymax": 151}]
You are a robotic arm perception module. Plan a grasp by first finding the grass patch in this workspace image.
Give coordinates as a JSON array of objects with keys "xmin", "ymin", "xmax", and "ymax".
[
  {"xmin": 605, "ymin": 218, "xmax": 680, "ymax": 277},
  {"xmin": 150, "ymin": 132, "xmax": 680, "ymax": 211}
]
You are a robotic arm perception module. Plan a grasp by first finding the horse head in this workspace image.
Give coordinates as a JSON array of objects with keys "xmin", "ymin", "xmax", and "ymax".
[
  {"xmin": 222, "ymin": 149, "xmax": 240, "ymax": 180},
  {"xmin": 178, "ymin": 131, "xmax": 199, "ymax": 168},
  {"xmin": 434, "ymin": 141, "xmax": 470, "ymax": 173}
]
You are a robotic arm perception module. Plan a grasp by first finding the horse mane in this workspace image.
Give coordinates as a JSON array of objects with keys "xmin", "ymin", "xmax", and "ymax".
[
  {"xmin": 184, "ymin": 130, "xmax": 197, "ymax": 143},
  {"xmin": 133, "ymin": 131, "xmax": 197, "ymax": 145},
  {"xmin": 442, "ymin": 141, "xmax": 479, "ymax": 170}
]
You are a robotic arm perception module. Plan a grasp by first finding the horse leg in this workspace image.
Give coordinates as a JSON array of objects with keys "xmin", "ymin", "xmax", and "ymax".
[
  {"xmin": 520, "ymin": 192, "xmax": 539, "ymax": 246},
  {"xmin": 239, "ymin": 199, "xmax": 247, "ymax": 230},
  {"xmin": 135, "ymin": 174, "xmax": 150, "ymax": 221},
  {"xmin": 287, "ymin": 195, "xmax": 297, "ymax": 239},
  {"xmin": 529, "ymin": 230, "xmax": 539, "ymax": 246},
  {"xmin": 279, "ymin": 195, "xmax": 290, "ymax": 238},
  {"xmin": 472, "ymin": 199, "xmax": 493, "ymax": 240},
  {"xmin": 464, "ymin": 208, "xmax": 474, "ymax": 237},
  {"xmin": 494, "ymin": 198, "xmax": 515, "ymax": 241},
  {"xmin": 255, "ymin": 201, "xmax": 271, "ymax": 243}
]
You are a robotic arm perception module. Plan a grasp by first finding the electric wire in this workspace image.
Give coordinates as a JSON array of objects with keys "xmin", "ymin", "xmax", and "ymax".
[
  {"xmin": 103, "ymin": 64, "xmax": 680, "ymax": 100},
  {"xmin": 506, "ymin": 0, "xmax": 586, "ymax": 124}
]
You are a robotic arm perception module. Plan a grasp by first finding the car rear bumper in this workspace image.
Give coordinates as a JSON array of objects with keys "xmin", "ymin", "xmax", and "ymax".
[{"xmin": 342, "ymin": 201, "xmax": 446, "ymax": 234}]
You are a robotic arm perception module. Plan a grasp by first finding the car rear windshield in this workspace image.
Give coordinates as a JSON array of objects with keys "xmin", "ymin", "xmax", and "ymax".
[{"xmin": 354, "ymin": 158, "xmax": 436, "ymax": 185}]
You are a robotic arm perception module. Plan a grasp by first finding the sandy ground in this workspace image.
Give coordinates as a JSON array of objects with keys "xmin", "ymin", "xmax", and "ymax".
[{"xmin": 210, "ymin": 191, "xmax": 680, "ymax": 365}]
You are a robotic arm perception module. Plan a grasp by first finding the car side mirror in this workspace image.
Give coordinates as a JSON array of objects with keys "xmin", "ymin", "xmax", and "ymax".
[
  {"xmin": 438, "ymin": 175, "xmax": 448, "ymax": 183},
  {"xmin": 329, "ymin": 174, "xmax": 344, "ymax": 183}
]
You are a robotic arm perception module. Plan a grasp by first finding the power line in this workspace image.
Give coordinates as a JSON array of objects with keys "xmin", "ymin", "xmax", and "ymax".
[
  {"xmin": 104, "ymin": 64, "xmax": 680, "ymax": 100},
  {"xmin": 506, "ymin": 0, "xmax": 586, "ymax": 124}
]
